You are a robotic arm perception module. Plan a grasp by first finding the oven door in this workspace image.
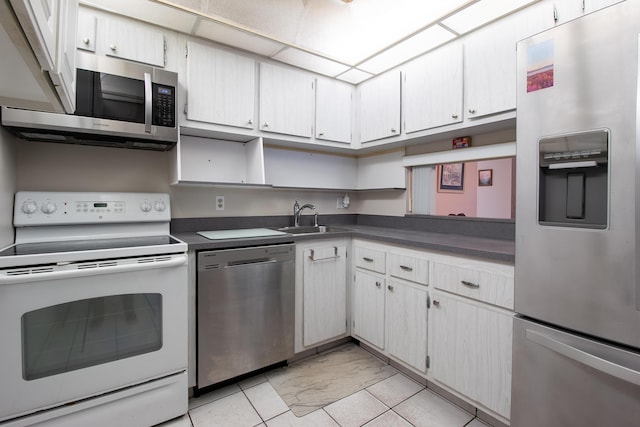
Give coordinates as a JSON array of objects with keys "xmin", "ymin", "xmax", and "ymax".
[{"xmin": 0, "ymin": 254, "xmax": 187, "ymax": 422}]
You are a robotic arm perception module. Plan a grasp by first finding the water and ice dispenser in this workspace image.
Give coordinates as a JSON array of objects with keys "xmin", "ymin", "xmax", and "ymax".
[{"xmin": 538, "ymin": 129, "xmax": 609, "ymax": 229}]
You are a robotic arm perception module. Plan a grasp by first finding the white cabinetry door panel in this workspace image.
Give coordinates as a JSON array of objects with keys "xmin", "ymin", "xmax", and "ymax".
[
  {"xmin": 76, "ymin": 7, "xmax": 95, "ymax": 52},
  {"xmin": 386, "ymin": 281, "xmax": 428, "ymax": 372},
  {"xmin": 259, "ymin": 62, "xmax": 314, "ymax": 137},
  {"xmin": 315, "ymin": 78, "xmax": 352, "ymax": 143},
  {"xmin": 430, "ymin": 291, "xmax": 513, "ymax": 420},
  {"xmin": 431, "ymin": 260, "xmax": 514, "ymax": 310},
  {"xmin": 353, "ymin": 270, "xmax": 385, "ymax": 350},
  {"xmin": 302, "ymin": 245, "xmax": 347, "ymax": 347},
  {"xmin": 404, "ymin": 43, "xmax": 463, "ymax": 133},
  {"xmin": 103, "ymin": 17, "xmax": 165, "ymax": 67},
  {"xmin": 464, "ymin": 2, "xmax": 554, "ymax": 119},
  {"xmin": 11, "ymin": 0, "xmax": 58, "ymax": 71},
  {"xmin": 50, "ymin": 0, "xmax": 77, "ymax": 113},
  {"xmin": 186, "ymin": 41, "xmax": 255, "ymax": 129},
  {"xmin": 359, "ymin": 71, "xmax": 401, "ymax": 143},
  {"xmin": 476, "ymin": 304, "xmax": 513, "ymax": 418}
]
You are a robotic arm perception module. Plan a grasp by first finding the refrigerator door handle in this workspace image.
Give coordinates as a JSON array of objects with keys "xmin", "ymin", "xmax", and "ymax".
[{"xmin": 526, "ymin": 328, "xmax": 640, "ymax": 386}]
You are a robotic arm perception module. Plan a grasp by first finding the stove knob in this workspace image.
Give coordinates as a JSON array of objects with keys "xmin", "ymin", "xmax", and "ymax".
[
  {"xmin": 21, "ymin": 201, "xmax": 37, "ymax": 214},
  {"xmin": 41, "ymin": 202, "xmax": 57, "ymax": 214},
  {"xmin": 154, "ymin": 201, "xmax": 166, "ymax": 212},
  {"xmin": 140, "ymin": 201, "xmax": 152, "ymax": 213}
]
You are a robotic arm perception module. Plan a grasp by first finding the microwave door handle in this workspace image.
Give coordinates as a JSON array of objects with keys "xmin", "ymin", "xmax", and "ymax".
[{"xmin": 144, "ymin": 72, "xmax": 152, "ymax": 133}]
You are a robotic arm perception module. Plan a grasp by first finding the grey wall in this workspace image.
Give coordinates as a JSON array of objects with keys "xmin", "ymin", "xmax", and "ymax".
[{"xmin": 15, "ymin": 141, "xmax": 406, "ymax": 219}]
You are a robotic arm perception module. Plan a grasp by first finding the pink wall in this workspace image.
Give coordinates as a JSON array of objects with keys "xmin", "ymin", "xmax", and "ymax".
[
  {"xmin": 434, "ymin": 162, "xmax": 478, "ymax": 217},
  {"xmin": 434, "ymin": 158, "xmax": 514, "ymax": 219}
]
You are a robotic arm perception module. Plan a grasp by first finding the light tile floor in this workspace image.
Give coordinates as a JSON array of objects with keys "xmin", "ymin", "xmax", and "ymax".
[{"xmin": 159, "ymin": 349, "xmax": 489, "ymax": 427}]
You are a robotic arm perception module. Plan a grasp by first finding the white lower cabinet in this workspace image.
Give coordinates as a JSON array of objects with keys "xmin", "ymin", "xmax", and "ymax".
[
  {"xmin": 429, "ymin": 256, "xmax": 514, "ymax": 422},
  {"xmin": 352, "ymin": 240, "xmax": 429, "ymax": 373},
  {"xmin": 295, "ymin": 239, "xmax": 349, "ymax": 352},
  {"xmin": 386, "ymin": 280, "xmax": 428, "ymax": 372},
  {"xmin": 352, "ymin": 270, "xmax": 385, "ymax": 350}
]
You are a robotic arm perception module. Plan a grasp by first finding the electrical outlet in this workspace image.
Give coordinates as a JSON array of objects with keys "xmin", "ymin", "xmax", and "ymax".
[
  {"xmin": 336, "ymin": 197, "xmax": 343, "ymax": 209},
  {"xmin": 215, "ymin": 195, "xmax": 225, "ymax": 211}
]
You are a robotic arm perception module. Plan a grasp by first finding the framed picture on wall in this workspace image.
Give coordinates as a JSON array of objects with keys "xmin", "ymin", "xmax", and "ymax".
[
  {"xmin": 478, "ymin": 169, "xmax": 493, "ymax": 186},
  {"xmin": 439, "ymin": 163, "xmax": 464, "ymax": 192}
]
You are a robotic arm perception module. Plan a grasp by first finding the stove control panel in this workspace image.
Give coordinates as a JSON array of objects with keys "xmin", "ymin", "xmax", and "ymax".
[{"xmin": 14, "ymin": 192, "xmax": 171, "ymax": 226}]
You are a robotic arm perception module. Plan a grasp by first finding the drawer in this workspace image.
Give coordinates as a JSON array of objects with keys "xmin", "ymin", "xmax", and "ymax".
[
  {"xmin": 388, "ymin": 253, "xmax": 428, "ymax": 285},
  {"xmin": 431, "ymin": 261, "xmax": 514, "ymax": 309},
  {"xmin": 355, "ymin": 246, "xmax": 386, "ymax": 273}
]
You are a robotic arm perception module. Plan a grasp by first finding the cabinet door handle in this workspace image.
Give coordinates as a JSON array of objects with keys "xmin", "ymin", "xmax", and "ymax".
[
  {"xmin": 248, "ymin": 119, "xmax": 253, "ymax": 125},
  {"xmin": 82, "ymin": 37, "xmax": 90, "ymax": 45},
  {"xmin": 391, "ymin": 128, "xmax": 397, "ymax": 133},
  {"xmin": 375, "ymin": 281, "xmax": 381, "ymax": 288},
  {"xmin": 432, "ymin": 299, "xmax": 440, "ymax": 307},
  {"xmin": 387, "ymin": 285, "xmax": 394, "ymax": 291},
  {"xmin": 110, "ymin": 44, "xmax": 117, "ymax": 51},
  {"xmin": 263, "ymin": 122, "xmax": 269, "ymax": 128},
  {"xmin": 451, "ymin": 113, "xmax": 458, "ymax": 119},
  {"xmin": 399, "ymin": 265, "xmax": 413, "ymax": 272},
  {"xmin": 362, "ymin": 257, "xmax": 374, "ymax": 262},
  {"xmin": 318, "ymin": 132, "xmax": 324, "ymax": 137},
  {"xmin": 461, "ymin": 280, "xmax": 480, "ymax": 288},
  {"xmin": 468, "ymin": 108, "xmax": 476, "ymax": 114}
]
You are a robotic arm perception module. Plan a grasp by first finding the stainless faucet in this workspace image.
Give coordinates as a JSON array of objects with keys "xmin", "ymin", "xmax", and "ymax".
[{"xmin": 293, "ymin": 200, "xmax": 316, "ymax": 227}]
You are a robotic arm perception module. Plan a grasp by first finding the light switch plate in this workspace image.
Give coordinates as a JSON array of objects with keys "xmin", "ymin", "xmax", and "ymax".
[{"xmin": 215, "ymin": 195, "xmax": 225, "ymax": 211}]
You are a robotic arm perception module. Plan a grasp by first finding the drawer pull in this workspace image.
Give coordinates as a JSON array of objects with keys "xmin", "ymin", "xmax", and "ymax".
[
  {"xmin": 399, "ymin": 265, "xmax": 413, "ymax": 272},
  {"xmin": 461, "ymin": 280, "xmax": 480, "ymax": 288},
  {"xmin": 433, "ymin": 300, "xmax": 440, "ymax": 307},
  {"xmin": 375, "ymin": 281, "xmax": 381, "ymax": 288},
  {"xmin": 387, "ymin": 285, "xmax": 394, "ymax": 291},
  {"xmin": 362, "ymin": 257, "xmax": 374, "ymax": 262}
]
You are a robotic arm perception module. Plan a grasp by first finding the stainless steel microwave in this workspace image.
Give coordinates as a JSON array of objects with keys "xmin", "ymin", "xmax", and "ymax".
[{"xmin": 1, "ymin": 52, "xmax": 178, "ymax": 151}]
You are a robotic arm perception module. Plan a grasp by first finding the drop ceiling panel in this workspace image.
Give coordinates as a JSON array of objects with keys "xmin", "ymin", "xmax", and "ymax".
[
  {"xmin": 336, "ymin": 68, "xmax": 373, "ymax": 85},
  {"xmin": 194, "ymin": 19, "xmax": 284, "ymax": 57},
  {"xmin": 272, "ymin": 48, "xmax": 350, "ymax": 77},
  {"xmin": 441, "ymin": 0, "xmax": 540, "ymax": 35}
]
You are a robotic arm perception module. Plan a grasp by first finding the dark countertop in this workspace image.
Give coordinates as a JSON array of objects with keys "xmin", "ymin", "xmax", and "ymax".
[{"xmin": 174, "ymin": 224, "xmax": 514, "ymax": 263}]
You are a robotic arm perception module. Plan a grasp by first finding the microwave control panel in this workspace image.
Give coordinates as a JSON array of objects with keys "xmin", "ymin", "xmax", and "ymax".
[{"xmin": 152, "ymin": 84, "xmax": 176, "ymax": 128}]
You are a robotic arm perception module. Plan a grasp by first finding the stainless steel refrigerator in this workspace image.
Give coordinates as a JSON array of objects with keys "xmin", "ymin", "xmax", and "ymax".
[{"xmin": 513, "ymin": 1, "xmax": 640, "ymax": 425}]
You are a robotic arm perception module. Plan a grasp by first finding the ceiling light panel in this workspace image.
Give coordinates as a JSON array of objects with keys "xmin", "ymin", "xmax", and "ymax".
[
  {"xmin": 358, "ymin": 25, "xmax": 457, "ymax": 74},
  {"xmin": 441, "ymin": 0, "xmax": 540, "ymax": 35},
  {"xmin": 272, "ymin": 48, "xmax": 350, "ymax": 77}
]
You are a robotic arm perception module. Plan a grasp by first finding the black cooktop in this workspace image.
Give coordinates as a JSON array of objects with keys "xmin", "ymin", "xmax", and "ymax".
[{"xmin": 0, "ymin": 235, "xmax": 181, "ymax": 257}]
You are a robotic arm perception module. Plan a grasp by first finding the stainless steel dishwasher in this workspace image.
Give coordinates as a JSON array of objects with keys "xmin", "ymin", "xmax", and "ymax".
[{"xmin": 196, "ymin": 244, "xmax": 295, "ymax": 390}]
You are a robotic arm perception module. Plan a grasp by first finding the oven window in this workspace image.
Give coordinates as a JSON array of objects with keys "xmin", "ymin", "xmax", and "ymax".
[{"xmin": 21, "ymin": 294, "xmax": 162, "ymax": 380}]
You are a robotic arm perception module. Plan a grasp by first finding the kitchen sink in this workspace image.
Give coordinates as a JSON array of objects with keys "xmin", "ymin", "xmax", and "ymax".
[{"xmin": 276, "ymin": 226, "xmax": 350, "ymax": 236}]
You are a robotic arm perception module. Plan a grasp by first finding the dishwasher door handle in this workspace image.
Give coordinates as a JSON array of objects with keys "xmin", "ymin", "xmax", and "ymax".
[{"xmin": 225, "ymin": 259, "xmax": 279, "ymax": 268}]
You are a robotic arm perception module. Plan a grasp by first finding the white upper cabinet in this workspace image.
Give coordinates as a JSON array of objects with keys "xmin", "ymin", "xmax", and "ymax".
[
  {"xmin": 76, "ymin": 7, "xmax": 96, "ymax": 52},
  {"xmin": 102, "ymin": 16, "xmax": 165, "ymax": 67},
  {"xmin": 186, "ymin": 40, "xmax": 255, "ymax": 129},
  {"xmin": 315, "ymin": 78, "xmax": 352, "ymax": 144},
  {"xmin": 259, "ymin": 62, "xmax": 314, "ymax": 138},
  {"xmin": 464, "ymin": 2, "xmax": 554, "ymax": 119},
  {"xmin": 49, "ymin": 0, "xmax": 77, "ymax": 113},
  {"xmin": 8, "ymin": 0, "xmax": 78, "ymax": 113},
  {"xmin": 403, "ymin": 43, "xmax": 463, "ymax": 133},
  {"xmin": 358, "ymin": 71, "xmax": 401, "ymax": 143}
]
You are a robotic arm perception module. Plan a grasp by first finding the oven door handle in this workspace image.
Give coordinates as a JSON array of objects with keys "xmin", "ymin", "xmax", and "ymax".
[{"xmin": 0, "ymin": 254, "xmax": 187, "ymax": 284}]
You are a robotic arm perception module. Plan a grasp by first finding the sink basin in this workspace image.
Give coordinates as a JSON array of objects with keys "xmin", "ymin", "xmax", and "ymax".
[{"xmin": 277, "ymin": 226, "xmax": 349, "ymax": 236}]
